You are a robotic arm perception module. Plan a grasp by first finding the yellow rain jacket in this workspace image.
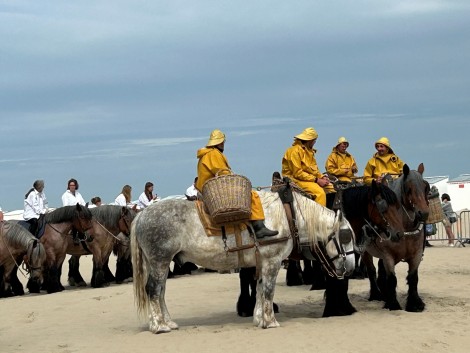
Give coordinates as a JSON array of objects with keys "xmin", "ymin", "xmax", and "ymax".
[
  {"xmin": 196, "ymin": 147, "xmax": 264, "ymax": 220},
  {"xmin": 325, "ymin": 148, "xmax": 358, "ymax": 182},
  {"xmin": 281, "ymin": 140, "xmax": 327, "ymax": 206},
  {"xmin": 363, "ymin": 152, "xmax": 405, "ymax": 185}
]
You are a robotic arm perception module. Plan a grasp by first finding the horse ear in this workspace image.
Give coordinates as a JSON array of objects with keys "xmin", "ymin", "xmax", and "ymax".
[
  {"xmin": 403, "ymin": 164, "xmax": 410, "ymax": 176},
  {"xmin": 76, "ymin": 203, "xmax": 81, "ymax": 211},
  {"xmin": 121, "ymin": 206, "xmax": 128, "ymax": 216},
  {"xmin": 32, "ymin": 240, "xmax": 38, "ymax": 249},
  {"xmin": 417, "ymin": 163, "xmax": 425, "ymax": 175}
]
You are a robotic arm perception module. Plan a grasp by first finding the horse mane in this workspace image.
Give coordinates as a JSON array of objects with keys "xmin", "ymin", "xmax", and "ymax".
[
  {"xmin": 2, "ymin": 222, "xmax": 37, "ymax": 249},
  {"xmin": 259, "ymin": 189, "xmax": 337, "ymax": 246},
  {"xmin": 293, "ymin": 192, "xmax": 337, "ymax": 246},
  {"xmin": 44, "ymin": 205, "xmax": 91, "ymax": 224},
  {"xmin": 342, "ymin": 184, "xmax": 398, "ymax": 219},
  {"xmin": 90, "ymin": 205, "xmax": 123, "ymax": 228}
]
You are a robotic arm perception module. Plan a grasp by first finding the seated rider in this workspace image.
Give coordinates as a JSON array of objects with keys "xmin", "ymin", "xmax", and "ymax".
[
  {"xmin": 325, "ymin": 136, "xmax": 358, "ymax": 185},
  {"xmin": 196, "ymin": 129, "xmax": 278, "ymax": 239},
  {"xmin": 281, "ymin": 127, "xmax": 330, "ymax": 206},
  {"xmin": 23, "ymin": 179, "xmax": 48, "ymax": 236},
  {"xmin": 363, "ymin": 137, "xmax": 404, "ymax": 185}
]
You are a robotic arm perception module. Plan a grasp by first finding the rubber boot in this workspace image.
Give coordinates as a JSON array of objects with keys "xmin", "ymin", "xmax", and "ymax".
[{"xmin": 251, "ymin": 220, "xmax": 278, "ymax": 239}]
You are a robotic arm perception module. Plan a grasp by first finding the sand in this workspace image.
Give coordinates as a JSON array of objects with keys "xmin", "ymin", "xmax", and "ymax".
[{"xmin": 1, "ymin": 243, "xmax": 469, "ymax": 353}]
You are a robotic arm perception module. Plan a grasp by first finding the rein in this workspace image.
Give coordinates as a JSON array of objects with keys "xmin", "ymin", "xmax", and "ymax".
[{"xmin": 96, "ymin": 221, "xmax": 124, "ymax": 242}]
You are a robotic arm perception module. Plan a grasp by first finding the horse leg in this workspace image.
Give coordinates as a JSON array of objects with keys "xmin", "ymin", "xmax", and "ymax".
[
  {"xmin": 146, "ymin": 263, "xmax": 178, "ymax": 334},
  {"xmin": 323, "ymin": 276, "xmax": 357, "ymax": 317},
  {"xmin": 405, "ymin": 258, "xmax": 425, "ymax": 312},
  {"xmin": 237, "ymin": 267, "xmax": 256, "ymax": 317},
  {"xmin": 381, "ymin": 258, "xmax": 401, "ymax": 310},
  {"xmin": 102, "ymin": 256, "xmax": 115, "ymax": 283},
  {"xmin": 68, "ymin": 255, "xmax": 87, "ymax": 287},
  {"xmin": 0, "ymin": 265, "xmax": 6, "ymax": 298},
  {"xmin": 286, "ymin": 259, "xmax": 303, "ymax": 286},
  {"xmin": 350, "ymin": 253, "xmax": 366, "ymax": 279},
  {"xmin": 10, "ymin": 265, "xmax": 25, "ymax": 296},
  {"xmin": 115, "ymin": 256, "xmax": 132, "ymax": 284},
  {"xmin": 90, "ymin": 255, "xmax": 108, "ymax": 288},
  {"xmin": 253, "ymin": 263, "xmax": 280, "ymax": 329},
  {"xmin": 362, "ymin": 252, "xmax": 382, "ymax": 301},
  {"xmin": 308, "ymin": 260, "xmax": 326, "ymax": 290},
  {"xmin": 46, "ymin": 265, "xmax": 64, "ymax": 293}
]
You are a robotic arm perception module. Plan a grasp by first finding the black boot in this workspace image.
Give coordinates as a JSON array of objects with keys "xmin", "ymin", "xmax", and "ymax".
[
  {"xmin": 425, "ymin": 240, "xmax": 433, "ymax": 247},
  {"xmin": 251, "ymin": 220, "xmax": 278, "ymax": 239}
]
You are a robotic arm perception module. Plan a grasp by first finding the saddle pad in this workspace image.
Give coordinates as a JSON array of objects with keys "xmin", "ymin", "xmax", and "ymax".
[{"xmin": 195, "ymin": 200, "xmax": 247, "ymax": 236}]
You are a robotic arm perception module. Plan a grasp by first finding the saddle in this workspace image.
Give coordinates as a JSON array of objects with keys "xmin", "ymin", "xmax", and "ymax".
[{"xmin": 18, "ymin": 215, "xmax": 46, "ymax": 239}]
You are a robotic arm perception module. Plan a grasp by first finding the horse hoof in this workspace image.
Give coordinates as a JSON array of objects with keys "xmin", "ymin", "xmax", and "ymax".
[{"xmin": 150, "ymin": 324, "xmax": 172, "ymax": 334}]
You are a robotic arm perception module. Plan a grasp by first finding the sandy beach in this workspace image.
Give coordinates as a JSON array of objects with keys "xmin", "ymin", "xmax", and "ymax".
[{"xmin": 1, "ymin": 243, "xmax": 469, "ymax": 353}]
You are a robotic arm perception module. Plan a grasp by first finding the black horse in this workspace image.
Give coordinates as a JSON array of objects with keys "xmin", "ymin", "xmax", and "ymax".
[{"xmin": 237, "ymin": 179, "xmax": 406, "ymax": 317}]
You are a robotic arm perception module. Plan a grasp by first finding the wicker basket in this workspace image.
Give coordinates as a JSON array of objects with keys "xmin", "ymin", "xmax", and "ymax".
[
  {"xmin": 202, "ymin": 173, "xmax": 252, "ymax": 225},
  {"xmin": 427, "ymin": 197, "xmax": 445, "ymax": 224}
]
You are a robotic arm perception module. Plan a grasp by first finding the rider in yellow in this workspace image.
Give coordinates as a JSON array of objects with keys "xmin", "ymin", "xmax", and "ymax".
[
  {"xmin": 281, "ymin": 127, "xmax": 330, "ymax": 206},
  {"xmin": 325, "ymin": 137, "xmax": 358, "ymax": 183},
  {"xmin": 196, "ymin": 129, "xmax": 278, "ymax": 239},
  {"xmin": 363, "ymin": 137, "xmax": 405, "ymax": 185}
]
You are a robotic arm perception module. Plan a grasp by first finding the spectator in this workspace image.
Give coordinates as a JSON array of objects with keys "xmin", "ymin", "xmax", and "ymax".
[
  {"xmin": 88, "ymin": 196, "xmax": 102, "ymax": 208},
  {"xmin": 137, "ymin": 182, "xmax": 158, "ymax": 209},
  {"xmin": 0, "ymin": 206, "xmax": 3, "ymax": 222},
  {"xmin": 115, "ymin": 185, "xmax": 137, "ymax": 210},
  {"xmin": 62, "ymin": 178, "xmax": 86, "ymax": 206},
  {"xmin": 441, "ymin": 193, "xmax": 457, "ymax": 247}
]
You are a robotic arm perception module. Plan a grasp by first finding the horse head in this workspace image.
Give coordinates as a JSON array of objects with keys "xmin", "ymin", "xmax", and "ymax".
[
  {"xmin": 324, "ymin": 210, "xmax": 356, "ymax": 278},
  {"xmin": 367, "ymin": 180, "xmax": 406, "ymax": 241},
  {"xmin": 24, "ymin": 239, "xmax": 47, "ymax": 293},
  {"xmin": 396, "ymin": 163, "xmax": 430, "ymax": 225},
  {"xmin": 73, "ymin": 203, "xmax": 94, "ymax": 235},
  {"xmin": 118, "ymin": 206, "xmax": 135, "ymax": 236}
]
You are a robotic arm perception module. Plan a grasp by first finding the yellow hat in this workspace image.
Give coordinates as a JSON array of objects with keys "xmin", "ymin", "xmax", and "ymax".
[
  {"xmin": 206, "ymin": 129, "xmax": 226, "ymax": 147},
  {"xmin": 336, "ymin": 136, "xmax": 349, "ymax": 147},
  {"xmin": 375, "ymin": 136, "xmax": 393, "ymax": 152},
  {"xmin": 295, "ymin": 127, "xmax": 318, "ymax": 141}
]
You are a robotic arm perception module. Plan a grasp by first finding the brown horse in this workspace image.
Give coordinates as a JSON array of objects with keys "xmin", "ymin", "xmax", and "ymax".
[
  {"xmin": 66, "ymin": 205, "xmax": 135, "ymax": 288},
  {"xmin": 361, "ymin": 163, "xmax": 430, "ymax": 312},
  {"xmin": 35, "ymin": 204, "xmax": 94, "ymax": 293},
  {"xmin": 0, "ymin": 221, "xmax": 47, "ymax": 297}
]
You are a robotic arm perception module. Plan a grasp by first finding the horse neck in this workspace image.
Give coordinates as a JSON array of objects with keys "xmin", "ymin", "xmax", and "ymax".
[{"xmin": 4, "ymin": 224, "xmax": 35, "ymax": 250}]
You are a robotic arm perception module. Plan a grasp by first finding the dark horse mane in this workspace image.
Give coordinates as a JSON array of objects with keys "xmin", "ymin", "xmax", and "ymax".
[
  {"xmin": 90, "ymin": 205, "xmax": 131, "ymax": 228},
  {"xmin": 341, "ymin": 183, "xmax": 399, "ymax": 220},
  {"xmin": 44, "ymin": 204, "xmax": 92, "ymax": 224}
]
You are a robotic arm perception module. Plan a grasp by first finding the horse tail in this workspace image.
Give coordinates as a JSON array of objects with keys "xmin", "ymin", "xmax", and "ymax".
[{"xmin": 131, "ymin": 212, "xmax": 148, "ymax": 319}]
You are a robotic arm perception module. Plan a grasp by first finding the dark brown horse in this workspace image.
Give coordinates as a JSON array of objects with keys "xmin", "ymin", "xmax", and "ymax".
[
  {"xmin": 0, "ymin": 221, "xmax": 47, "ymax": 297},
  {"xmin": 66, "ymin": 205, "xmax": 135, "ymax": 288},
  {"xmin": 237, "ymin": 179, "xmax": 405, "ymax": 317},
  {"xmin": 362, "ymin": 163, "xmax": 430, "ymax": 311},
  {"xmin": 36, "ymin": 204, "xmax": 94, "ymax": 293}
]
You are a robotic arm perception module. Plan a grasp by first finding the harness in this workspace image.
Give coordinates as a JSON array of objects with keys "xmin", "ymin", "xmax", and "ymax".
[{"xmin": 274, "ymin": 176, "xmax": 353, "ymax": 279}]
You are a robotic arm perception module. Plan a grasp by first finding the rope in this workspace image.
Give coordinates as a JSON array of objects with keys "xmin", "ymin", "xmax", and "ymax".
[{"xmin": 96, "ymin": 221, "xmax": 123, "ymax": 243}]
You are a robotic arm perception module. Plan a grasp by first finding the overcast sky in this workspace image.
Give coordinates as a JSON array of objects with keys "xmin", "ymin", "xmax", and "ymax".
[{"xmin": 1, "ymin": 1, "xmax": 469, "ymax": 211}]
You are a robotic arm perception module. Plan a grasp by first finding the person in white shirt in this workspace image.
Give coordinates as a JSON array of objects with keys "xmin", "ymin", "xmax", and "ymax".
[
  {"xmin": 87, "ymin": 196, "xmax": 102, "ymax": 208},
  {"xmin": 185, "ymin": 177, "xmax": 198, "ymax": 201},
  {"xmin": 0, "ymin": 206, "xmax": 3, "ymax": 222},
  {"xmin": 62, "ymin": 178, "xmax": 86, "ymax": 206},
  {"xmin": 23, "ymin": 180, "xmax": 48, "ymax": 235},
  {"xmin": 115, "ymin": 185, "xmax": 137, "ymax": 210},
  {"xmin": 137, "ymin": 182, "xmax": 158, "ymax": 209},
  {"xmin": 62, "ymin": 178, "xmax": 87, "ymax": 244}
]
